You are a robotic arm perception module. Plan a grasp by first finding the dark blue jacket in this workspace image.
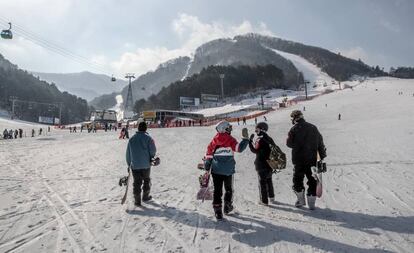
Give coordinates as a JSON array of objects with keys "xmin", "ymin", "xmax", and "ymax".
[{"xmin": 126, "ymin": 131, "xmax": 156, "ymax": 170}]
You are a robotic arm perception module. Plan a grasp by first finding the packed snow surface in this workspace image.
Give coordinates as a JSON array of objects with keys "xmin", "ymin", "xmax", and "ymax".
[{"xmin": 0, "ymin": 77, "xmax": 413, "ymax": 253}]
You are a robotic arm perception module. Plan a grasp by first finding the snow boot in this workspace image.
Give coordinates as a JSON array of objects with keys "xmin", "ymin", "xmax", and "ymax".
[
  {"xmin": 142, "ymin": 195, "xmax": 152, "ymax": 202},
  {"xmin": 294, "ymin": 190, "xmax": 306, "ymax": 207},
  {"xmin": 258, "ymin": 201, "xmax": 269, "ymax": 206},
  {"xmin": 224, "ymin": 202, "xmax": 234, "ymax": 215},
  {"xmin": 307, "ymin": 195, "xmax": 316, "ymax": 210},
  {"xmin": 213, "ymin": 204, "xmax": 223, "ymax": 220},
  {"xmin": 134, "ymin": 195, "xmax": 141, "ymax": 207}
]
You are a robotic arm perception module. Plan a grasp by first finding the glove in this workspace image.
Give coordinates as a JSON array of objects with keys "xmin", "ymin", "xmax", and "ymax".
[
  {"xmin": 204, "ymin": 159, "xmax": 212, "ymax": 171},
  {"xmin": 151, "ymin": 157, "xmax": 160, "ymax": 166},
  {"xmin": 249, "ymin": 134, "xmax": 255, "ymax": 142},
  {"xmin": 241, "ymin": 128, "xmax": 249, "ymax": 139}
]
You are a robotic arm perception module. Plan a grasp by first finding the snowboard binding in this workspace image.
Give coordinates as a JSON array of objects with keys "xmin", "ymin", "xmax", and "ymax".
[
  {"xmin": 316, "ymin": 160, "xmax": 327, "ymax": 173},
  {"xmin": 151, "ymin": 156, "xmax": 161, "ymax": 166},
  {"xmin": 119, "ymin": 176, "xmax": 128, "ymax": 187}
]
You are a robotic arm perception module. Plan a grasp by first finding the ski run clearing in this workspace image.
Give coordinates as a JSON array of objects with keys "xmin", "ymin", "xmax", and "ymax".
[{"xmin": 0, "ymin": 77, "xmax": 413, "ymax": 253}]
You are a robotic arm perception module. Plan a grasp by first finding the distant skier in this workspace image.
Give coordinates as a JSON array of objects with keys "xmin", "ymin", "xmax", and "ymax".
[
  {"xmin": 286, "ymin": 110, "xmax": 326, "ymax": 210},
  {"xmin": 14, "ymin": 129, "xmax": 18, "ymax": 139},
  {"xmin": 31, "ymin": 129, "xmax": 35, "ymax": 137},
  {"xmin": 263, "ymin": 116, "xmax": 267, "ymax": 122},
  {"xmin": 338, "ymin": 113, "xmax": 341, "ymax": 120},
  {"xmin": 255, "ymin": 117, "xmax": 258, "ymax": 125},
  {"xmin": 203, "ymin": 120, "xmax": 249, "ymax": 220},
  {"xmin": 9, "ymin": 129, "xmax": 13, "ymax": 139},
  {"xmin": 242, "ymin": 117, "xmax": 247, "ymax": 125},
  {"xmin": 126, "ymin": 121, "xmax": 157, "ymax": 206},
  {"xmin": 249, "ymin": 122, "xmax": 276, "ymax": 205},
  {"xmin": 18, "ymin": 129, "xmax": 23, "ymax": 138},
  {"xmin": 3, "ymin": 129, "xmax": 8, "ymax": 139},
  {"xmin": 125, "ymin": 124, "xmax": 130, "ymax": 139},
  {"xmin": 39, "ymin": 128, "xmax": 43, "ymax": 135}
]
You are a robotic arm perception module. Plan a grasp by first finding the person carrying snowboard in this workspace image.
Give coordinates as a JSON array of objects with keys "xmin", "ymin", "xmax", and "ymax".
[
  {"xmin": 248, "ymin": 122, "xmax": 276, "ymax": 205},
  {"xmin": 204, "ymin": 120, "xmax": 249, "ymax": 220},
  {"xmin": 286, "ymin": 110, "xmax": 326, "ymax": 210},
  {"xmin": 126, "ymin": 121, "xmax": 157, "ymax": 206}
]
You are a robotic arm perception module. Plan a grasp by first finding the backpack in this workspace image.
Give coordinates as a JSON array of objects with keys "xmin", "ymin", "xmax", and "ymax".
[{"xmin": 266, "ymin": 142, "xmax": 287, "ymax": 173}]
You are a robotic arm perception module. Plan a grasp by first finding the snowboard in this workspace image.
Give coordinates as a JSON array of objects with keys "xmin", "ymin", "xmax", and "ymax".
[
  {"xmin": 121, "ymin": 168, "xmax": 131, "ymax": 205},
  {"xmin": 311, "ymin": 166, "xmax": 323, "ymax": 198},
  {"xmin": 312, "ymin": 153, "xmax": 326, "ymax": 198},
  {"xmin": 196, "ymin": 163, "xmax": 213, "ymax": 202}
]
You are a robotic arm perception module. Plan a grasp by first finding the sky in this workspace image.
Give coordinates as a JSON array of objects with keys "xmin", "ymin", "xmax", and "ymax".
[{"xmin": 0, "ymin": 0, "xmax": 412, "ymax": 78}]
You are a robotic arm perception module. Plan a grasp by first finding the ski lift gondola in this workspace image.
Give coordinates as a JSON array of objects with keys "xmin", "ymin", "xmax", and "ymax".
[
  {"xmin": 1, "ymin": 22, "xmax": 13, "ymax": 39},
  {"xmin": 111, "ymin": 75, "xmax": 116, "ymax": 82}
]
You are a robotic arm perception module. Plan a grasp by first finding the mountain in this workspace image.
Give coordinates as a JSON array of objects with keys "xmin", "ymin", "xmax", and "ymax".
[
  {"xmin": 0, "ymin": 54, "xmax": 89, "ymax": 124},
  {"xmin": 32, "ymin": 71, "xmax": 126, "ymax": 101},
  {"xmin": 138, "ymin": 64, "xmax": 286, "ymax": 111},
  {"xmin": 239, "ymin": 33, "xmax": 385, "ymax": 80},
  {"xmin": 92, "ymin": 33, "xmax": 387, "ymax": 109}
]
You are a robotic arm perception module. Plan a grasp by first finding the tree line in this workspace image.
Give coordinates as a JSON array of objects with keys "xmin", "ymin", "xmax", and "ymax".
[
  {"xmin": 0, "ymin": 54, "xmax": 89, "ymax": 124},
  {"xmin": 134, "ymin": 64, "xmax": 285, "ymax": 113}
]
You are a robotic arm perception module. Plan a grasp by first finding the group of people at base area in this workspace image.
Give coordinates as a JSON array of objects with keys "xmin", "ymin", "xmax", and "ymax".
[
  {"xmin": 2, "ymin": 127, "xmax": 49, "ymax": 139},
  {"xmin": 236, "ymin": 116, "xmax": 267, "ymax": 126},
  {"xmin": 2, "ymin": 128, "xmax": 23, "ymax": 139},
  {"xmin": 124, "ymin": 109, "xmax": 326, "ymax": 220}
]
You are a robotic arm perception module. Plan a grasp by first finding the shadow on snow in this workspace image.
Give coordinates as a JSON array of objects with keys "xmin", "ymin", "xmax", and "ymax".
[{"xmin": 125, "ymin": 201, "xmax": 403, "ymax": 253}]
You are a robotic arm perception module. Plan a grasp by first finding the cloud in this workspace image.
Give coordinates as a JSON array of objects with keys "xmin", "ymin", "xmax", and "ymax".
[
  {"xmin": 111, "ymin": 13, "xmax": 274, "ymax": 76},
  {"xmin": 380, "ymin": 19, "xmax": 400, "ymax": 33}
]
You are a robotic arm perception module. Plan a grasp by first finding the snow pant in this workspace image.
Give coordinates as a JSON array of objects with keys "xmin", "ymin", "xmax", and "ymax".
[
  {"xmin": 211, "ymin": 173, "xmax": 233, "ymax": 207},
  {"xmin": 131, "ymin": 168, "xmax": 151, "ymax": 203},
  {"xmin": 257, "ymin": 169, "xmax": 274, "ymax": 204},
  {"xmin": 292, "ymin": 164, "xmax": 316, "ymax": 196}
]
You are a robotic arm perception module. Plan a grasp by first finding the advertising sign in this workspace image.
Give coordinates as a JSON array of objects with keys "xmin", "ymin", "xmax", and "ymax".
[
  {"xmin": 179, "ymin": 97, "xmax": 200, "ymax": 107},
  {"xmin": 201, "ymin": 94, "xmax": 220, "ymax": 103},
  {"xmin": 38, "ymin": 116, "xmax": 54, "ymax": 124},
  {"xmin": 142, "ymin": 111, "xmax": 156, "ymax": 119}
]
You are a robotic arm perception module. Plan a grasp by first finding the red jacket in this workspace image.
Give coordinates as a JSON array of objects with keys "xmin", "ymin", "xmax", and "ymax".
[{"xmin": 204, "ymin": 133, "xmax": 248, "ymax": 175}]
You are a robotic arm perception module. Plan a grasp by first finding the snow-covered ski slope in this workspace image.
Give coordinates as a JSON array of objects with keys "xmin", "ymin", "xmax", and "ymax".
[
  {"xmin": 268, "ymin": 47, "xmax": 337, "ymax": 91},
  {"xmin": 0, "ymin": 77, "xmax": 413, "ymax": 253}
]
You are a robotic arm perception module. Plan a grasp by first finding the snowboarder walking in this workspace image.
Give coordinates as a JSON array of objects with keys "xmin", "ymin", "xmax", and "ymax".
[
  {"xmin": 249, "ymin": 122, "xmax": 276, "ymax": 205},
  {"xmin": 126, "ymin": 121, "xmax": 157, "ymax": 206},
  {"xmin": 286, "ymin": 110, "xmax": 326, "ymax": 210},
  {"xmin": 203, "ymin": 120, "xmax": 249, "ymax": 220},
  {"xmin": 242, "ymin": 117, "xmax": 247, "ymax": 125}
]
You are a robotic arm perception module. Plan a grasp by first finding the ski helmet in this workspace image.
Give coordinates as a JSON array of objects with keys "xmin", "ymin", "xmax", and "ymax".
[
  {"xmin": 255, "ymin": 122, "xmax": 269, "ymax": 132},
  {"xmin": 290, "ymin": 110, "xmax": 303, "ymax": 124},
  {"xmin": 215, "ymin": 120, "xmax": 232, "ymax": 133}
]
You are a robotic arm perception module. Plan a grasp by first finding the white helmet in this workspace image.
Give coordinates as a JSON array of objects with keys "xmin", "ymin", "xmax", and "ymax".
[{"xmin": 215, "ymin": 120, "xmax": 232, "ymax": 133}]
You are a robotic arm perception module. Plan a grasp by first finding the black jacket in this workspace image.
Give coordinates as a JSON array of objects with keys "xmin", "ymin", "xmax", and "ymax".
[
  {"xmin": 249, "ymin": 132, "xmax": 275, "ymax": 172},
  {"xmin": 286, "ymin": 119, "xmax": 326, "ymax": 166}
]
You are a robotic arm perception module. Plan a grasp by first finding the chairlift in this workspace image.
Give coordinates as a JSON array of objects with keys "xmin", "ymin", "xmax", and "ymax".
[
  {"xmin": 1, "ymin": 22, "xmax": 13, "ymax": 39},
  {"xmin": 111, "ymin": 75, "xmax": 116, "ymax": 82}
]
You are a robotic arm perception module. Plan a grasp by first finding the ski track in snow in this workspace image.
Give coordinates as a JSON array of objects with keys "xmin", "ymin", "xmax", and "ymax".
[{"xmin": 1, "ymin": 77, "xmax": 414, "ymax": 252}]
